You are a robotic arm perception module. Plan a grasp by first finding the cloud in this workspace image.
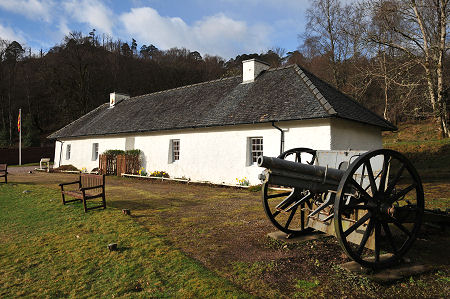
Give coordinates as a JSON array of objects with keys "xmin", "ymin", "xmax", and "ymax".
[
  {"xmin": 63, "ymin": 0, "xmax": 114, "ymax": 34},
  {"xmin": 119, "ymin": 7, "xmax": 271, "ymax": 58},
  {"xmin": 0, "ymin": 23, "xmax": 25, "ymax": 42},
  {"xmin": 0, "ymin": 0, "xmax": 53, "ymax": 22}
]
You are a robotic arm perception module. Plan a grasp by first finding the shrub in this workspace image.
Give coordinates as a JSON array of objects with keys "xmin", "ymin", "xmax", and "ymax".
[
  {"xmin": 55, "ymin": 165, "xmax": 79, "ymax": 171},
  {"xmin": 248, "ymin": 185, "xmax": 262, "ymax": 192},
  {"xmin": 150, "ymin": 170, "xmax": 169, "ymax": 178},
  {"xmin": 102, "ymin": 149, "xmax": 125, "ymax": 157},
  {"xmin": 125, "ymin": 149, "xmax": 141, "ymax": 156}
]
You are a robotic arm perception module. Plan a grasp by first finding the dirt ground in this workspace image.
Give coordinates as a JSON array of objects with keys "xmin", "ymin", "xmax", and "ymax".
[{"xmin": 8, "ymin": 170, "xmax": 450, "ymax": 298}]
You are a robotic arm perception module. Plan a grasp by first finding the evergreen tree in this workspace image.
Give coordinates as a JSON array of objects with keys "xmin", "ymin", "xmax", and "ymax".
[
  {"xmin": 23, "ymin": 115, "xmax": 40, "ymax": 147},
  {"xmin": 0, "ymin": 127, "xmax": 8, "ymax": 147}
]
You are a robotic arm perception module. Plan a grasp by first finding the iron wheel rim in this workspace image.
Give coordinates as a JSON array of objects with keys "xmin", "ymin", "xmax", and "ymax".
[
  {"xmin": 262, "ymin": 148, "xmax": 316, "ymax": 234},
  {"xmin": 334, "ymin": 149, "xmax": 424, "ymax": 269}
]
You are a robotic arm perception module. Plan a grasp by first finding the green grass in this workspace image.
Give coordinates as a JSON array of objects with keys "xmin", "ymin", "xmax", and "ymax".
[
  {"xmin": 293, "ymin": 279, "xmax": 320, "ymax": 298},
  {"xmin": 0, "ymin": 183, "xmax": 251, "ymax": 298}
]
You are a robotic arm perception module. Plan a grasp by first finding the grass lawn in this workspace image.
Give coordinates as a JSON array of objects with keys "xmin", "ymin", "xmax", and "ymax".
[
  {"xmin": 1, "ymin": 120, "xmax": 449, "ymax": 298},
  {"xmin": 0, "ymin": 183, "xmax": 251, "ymax": 298}
]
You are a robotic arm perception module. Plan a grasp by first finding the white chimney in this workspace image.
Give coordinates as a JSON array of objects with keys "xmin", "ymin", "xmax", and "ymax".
[
  {"xmin": 109, "ymin": 92, "xmax": 130, "ymax": 108},
  {"xmin": 242, "ymin": 59, "xmax": 270, "ymax": 83}
]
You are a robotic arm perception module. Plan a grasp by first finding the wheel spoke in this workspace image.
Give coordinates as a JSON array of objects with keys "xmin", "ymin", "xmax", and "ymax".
[
  {"xmin": 364, "ymin": 161, "xmax": 378, "ymax": 196},
  {"xmin": 385, "ymin": 163, "xmax": 406, "ymax": 195},
  {"xmin": 285, "ymin": 192, "xmax": 313, "ymax": 212},
  {"xmin": 275, "ymin": 192, "xmax": 296, "ymax": 210},
  {"xmin": 267, "ymin": 191, "xmax": 292, "ymax": 199},
  {"xmin": 344, "ymin": 212, "xmax": 371, "ymax": 237},
  {"xmin": 350, "ymin": 179, "xmax": 372, "ymax": 202},
  {"xmin": 284, "ymin": 206, "xmax": 298, "ymax": 229},
  {"xmin": 382, "ymin": 222, "xmax": 397, "ymax": 254},
  {"xmin": 295, "ymin": 152, "xmax": 300, "ymax": 163},
  {"xmin": 378, "ymin": 155, "xmax": 390, "ymax": 193},
  {"xmin": 272, "ymin": 210, "xmax": 280, "ymax": 218},
  {"xmin": 390, "ymin": 184, "xmax": 416, "ymax": 204},
  {"xmin": 388, "ymin": 216, "xmax": 412, "ymax": 237},
  {"xmin": 357, "ymin": 218, "xmax": 374, "ymax": 256},
  {"xmin": 374, "ymin": 221, "xmax": 381, "ymax": 262}
]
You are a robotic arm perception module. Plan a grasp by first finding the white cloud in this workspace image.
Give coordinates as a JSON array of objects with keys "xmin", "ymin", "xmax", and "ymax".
[
  {"xmin": 119, "ymin": 7, "xmax": 271, "ymax": 58},
  {"xmin": 57, "ymin": 17, "xmax": 71, "ymax": 36},
  {"xmin": 0, "ymin": 23, "xmax": 25, "ymax": 42},
  {"xmin": 0, "ymin": 0, "xmax": 53, "ymax": 22},
  {"xmin": 63, "ymin": 0, "xmax": 114, "ymax": 34}
]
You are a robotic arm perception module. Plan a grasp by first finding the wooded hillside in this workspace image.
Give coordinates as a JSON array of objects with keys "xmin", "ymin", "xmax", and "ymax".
[{"xmin": 0, "ymin": 0, "xmax": 448, "ymax": 147}]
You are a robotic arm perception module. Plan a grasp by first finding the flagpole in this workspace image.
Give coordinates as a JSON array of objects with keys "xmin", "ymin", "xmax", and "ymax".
[{"xmin": 19, "ymin": 108, "xmax": 21, "ymax": 166}]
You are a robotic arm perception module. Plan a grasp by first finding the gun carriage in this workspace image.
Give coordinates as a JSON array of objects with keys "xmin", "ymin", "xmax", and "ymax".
[{"xmin": 258, "ymin": 148, "xmax": 425, "ymax": 269}]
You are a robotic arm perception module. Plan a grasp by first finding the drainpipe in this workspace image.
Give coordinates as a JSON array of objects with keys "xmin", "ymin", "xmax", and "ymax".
[
  {"xmin": 271, "ymin": 121, "xmax": 285, "ymax": 155},
  {"xmin": 58, "ymin": 140, "xmax": 64, "ymax": 167}
]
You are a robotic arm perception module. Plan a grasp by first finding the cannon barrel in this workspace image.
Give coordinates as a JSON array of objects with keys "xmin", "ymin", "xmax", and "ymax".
[{"xmin": 257, "ymin": 155, "xmax": 345, "ymax": 192}]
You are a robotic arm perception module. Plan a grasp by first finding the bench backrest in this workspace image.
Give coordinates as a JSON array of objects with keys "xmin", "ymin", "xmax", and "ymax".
[
  {"xmin": 80, "ymin": 174, "xmax": 104, "ymax": 194},
  {"xmin": 0, "ymin": 164, "xmax": 7, "ymax": 171}
]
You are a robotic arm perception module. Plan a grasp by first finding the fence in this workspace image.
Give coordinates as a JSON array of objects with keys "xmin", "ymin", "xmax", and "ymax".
[
  {"xmin": 0, "ymin": 146, "xmax": 55, "ymax": 165},
  {"xmin": 99, "ymin": 154, "xmax": 140, "ymax": 175},
  {"xmin": 117, "ymin": 154, "xmax": 140, "ymax": 175},
  {"xmin": 99, "ymin": 154, "xmax": 117, "ymax": 175}
]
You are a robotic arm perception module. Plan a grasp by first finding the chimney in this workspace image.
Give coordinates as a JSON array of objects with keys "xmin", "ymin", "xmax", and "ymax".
[
  {"xmin": 242, "ymin": 59, "xmax": 270, "ymax": 83},
  {"xmin": 109, "ymin": 92, "xmax": 130, "ymax": 108}
]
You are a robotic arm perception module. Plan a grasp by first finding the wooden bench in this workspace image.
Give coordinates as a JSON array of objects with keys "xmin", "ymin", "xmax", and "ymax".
[
  {"xmin": 0, "ymin": 164, "xmax": 7, "ymax": 184},
  {"xmin": 59, "ymin": 174, "xmax": 106, "ymax": 212}
]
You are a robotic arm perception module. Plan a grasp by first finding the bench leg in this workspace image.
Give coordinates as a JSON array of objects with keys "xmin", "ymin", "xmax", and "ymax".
[
  {"xmin": 82, "ymin": 191, "xmax": 88, "ymax": 213},
  {"xmin": 102, "ymin": 193, "xmax": 106, "ymax": 209},
  {"xmin": 60, "ymin": 186, "xmax": 66, "ymax": 204}
]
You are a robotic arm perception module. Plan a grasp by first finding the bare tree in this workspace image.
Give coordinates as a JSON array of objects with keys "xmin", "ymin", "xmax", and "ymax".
[
  {"xmin": 366, "ymin": 0, "xmax": 450, "ymax": 137},
  {"xmin": 303, "ymin": 0, "xmax": 352, "ymax": 89}
]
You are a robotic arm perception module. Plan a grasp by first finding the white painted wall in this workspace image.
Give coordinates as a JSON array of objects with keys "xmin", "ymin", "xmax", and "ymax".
[
  {"xmin": 54, "ymin": 137, "xmax": 126, "ymax": 171},
  {"xmin": 53, "ymin": 118, "xmax": 382, "ymax": 185},
  {"xmin": 330, "ymin": 118, "xmax": 382, "ymax": 150}
]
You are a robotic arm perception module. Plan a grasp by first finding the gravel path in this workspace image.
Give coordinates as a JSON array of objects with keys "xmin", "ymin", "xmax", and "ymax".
[{"xmin": 7, "ymin": 166, "xmax": 42, "ymax": 174}]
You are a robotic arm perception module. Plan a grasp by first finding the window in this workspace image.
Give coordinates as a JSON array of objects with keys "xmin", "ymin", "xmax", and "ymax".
[
  {"xmin": 92, "ymin": 143, "xmax": 99, "ymax": 161},
  {"xmin": 170, "ymin": 139, "xmax": 180, "ymax": 162},
  {"xmin": 249, "ymin": 137, "xmax": 263, "ymax": 164},
  {"xmin": 66, "ymin": 144, "xmax": 71, "ymax": 160}
]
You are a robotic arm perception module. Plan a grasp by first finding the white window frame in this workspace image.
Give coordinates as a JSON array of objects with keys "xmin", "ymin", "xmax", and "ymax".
[
  {"xmin": 92, "ymin": 143, "xmax": 99, "ymax": 161},
  {"xmin": 66, "ymin": 144, "xmax": 71, "ymax": 160},
  {"xmin": 171, "ymin": 139, "xmax": 180, "ymax": 162},
  {"xmin": 248, "ymin": 137, "xmax": 263, "ymax": 165}
]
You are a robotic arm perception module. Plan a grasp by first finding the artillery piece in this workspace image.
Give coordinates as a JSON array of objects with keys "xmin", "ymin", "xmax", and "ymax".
[{"xmin": 258, "ymin": 148, "xmax": 425, "ymax": 269}]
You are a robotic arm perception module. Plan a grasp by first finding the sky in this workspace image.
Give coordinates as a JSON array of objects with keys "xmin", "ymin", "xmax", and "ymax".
[{"xmin": 0, "ymin": 0, "xmax": 311, "ymax": 59}]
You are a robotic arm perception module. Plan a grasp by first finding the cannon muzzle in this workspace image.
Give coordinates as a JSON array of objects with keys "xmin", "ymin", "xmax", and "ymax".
[{"xmin": 257, "ymin": 155, "xmax": 345, "ymax": 192}]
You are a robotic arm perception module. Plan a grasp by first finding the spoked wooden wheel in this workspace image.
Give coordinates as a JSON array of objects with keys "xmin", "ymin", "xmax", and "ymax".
[
  {"xmin": 334, "ymin": 149, "xmax": 424, "ymax": 269},
  {"xmin": 262, "ymin": 148, "xmax": 316, "ymax": 234}
]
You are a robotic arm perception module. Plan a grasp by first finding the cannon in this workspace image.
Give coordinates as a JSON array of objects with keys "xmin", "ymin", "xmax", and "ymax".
[{"xmin": 258, "ymin": 148, "xmax": 425, "ymax": 269}]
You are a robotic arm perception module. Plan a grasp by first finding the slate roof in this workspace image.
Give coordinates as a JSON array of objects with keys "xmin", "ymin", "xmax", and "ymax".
[{"xmin": 48, "ymin": 64, "xmax": 396, "ymax": 139}]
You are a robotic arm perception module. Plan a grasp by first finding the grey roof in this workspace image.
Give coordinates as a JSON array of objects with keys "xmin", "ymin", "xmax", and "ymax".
[{"xmin": 48, "ymin": 64, "xmax": 396, "ymax": 139}]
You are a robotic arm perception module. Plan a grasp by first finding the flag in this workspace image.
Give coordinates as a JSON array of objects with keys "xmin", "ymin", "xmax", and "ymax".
[{"xmin": 17, "ymin": 110, "xmax": 21, "ymax": 132}]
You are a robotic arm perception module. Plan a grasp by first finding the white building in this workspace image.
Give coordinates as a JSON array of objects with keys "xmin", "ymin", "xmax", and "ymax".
[{"xmin": 49, "ymin": 60, "xmax": 396, "ymax": 185}]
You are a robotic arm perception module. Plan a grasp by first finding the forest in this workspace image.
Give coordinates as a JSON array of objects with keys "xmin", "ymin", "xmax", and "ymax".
[{"xmin": 0, "ymin": 0, "xmax": 448, "ymax": 148}]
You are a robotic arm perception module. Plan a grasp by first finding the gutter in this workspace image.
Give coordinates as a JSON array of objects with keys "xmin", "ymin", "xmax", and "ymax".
[{"xmin": 271, "ymin": 121, "xmax": 285, "ymax": 155}]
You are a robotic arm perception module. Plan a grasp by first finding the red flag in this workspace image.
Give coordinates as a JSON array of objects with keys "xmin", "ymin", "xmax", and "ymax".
[{"xmin": 17, "ymin": 111, "xmax": 21, "ymax": 132}]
